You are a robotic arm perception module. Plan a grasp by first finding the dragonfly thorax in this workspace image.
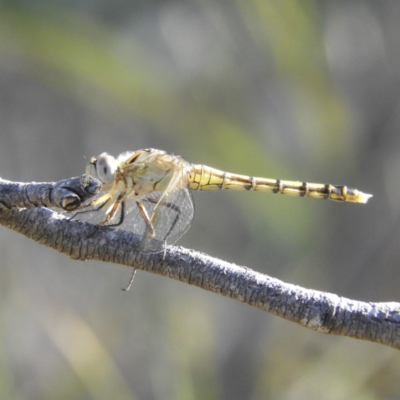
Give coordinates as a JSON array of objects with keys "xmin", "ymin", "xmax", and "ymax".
[
  {"xmin": 124, "ymin": 165, "xmax": 176, "ymax": 196},
  {"xmin": 116, "ymin": 149, "xmax": 186, "ymax": 196}
]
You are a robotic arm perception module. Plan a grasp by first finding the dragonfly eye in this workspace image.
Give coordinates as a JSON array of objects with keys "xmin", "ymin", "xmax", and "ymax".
[{"xmin": 91, "ymin": 153, "xmax": 117, "ymax": 184}]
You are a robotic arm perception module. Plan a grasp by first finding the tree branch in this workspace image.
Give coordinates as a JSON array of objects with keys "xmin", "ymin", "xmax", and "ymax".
[
  {"xmin": 0, "ymin": 176, "xmax": 101, "ymax": 210},
  {"xmin": 0, "ymin": 176, "xmax": 399, "ymax": 350}
]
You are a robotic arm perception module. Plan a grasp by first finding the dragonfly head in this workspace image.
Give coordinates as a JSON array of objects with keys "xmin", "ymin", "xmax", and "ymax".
[{"xmin": 86, "ymin": 153, "xmax": 117, "ymax": 185}]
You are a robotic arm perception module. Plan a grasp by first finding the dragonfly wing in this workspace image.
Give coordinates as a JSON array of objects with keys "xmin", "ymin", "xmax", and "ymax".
[
  {"xmin": 65, "ymin": 190, "xmax": 143, "ymax": 233},
  {"xmin": 138, "ymin": 187, "xmax": 194, "ymax": 253},
  {"xmin": 66, "ymin": 161, "xmax": 194, "ymax": 254}
]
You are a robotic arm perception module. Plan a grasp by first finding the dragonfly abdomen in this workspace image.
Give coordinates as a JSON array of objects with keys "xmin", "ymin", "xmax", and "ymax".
[
  {"xmin": 189, "ymin": 164, "xmax": 255, "ymax": 191},
  {"xmin": 188, "ymin": 164, "xmax": 372, "ymax": 203}
]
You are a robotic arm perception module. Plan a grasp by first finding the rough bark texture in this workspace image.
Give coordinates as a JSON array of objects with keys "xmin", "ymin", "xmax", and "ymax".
[
  {"xmin": 0, "ymin": 176, "xmax": 399, "ymax": 350},
  {"xmin": 0, "ymin": 176, "xmax": 100, "ymax": 210}
]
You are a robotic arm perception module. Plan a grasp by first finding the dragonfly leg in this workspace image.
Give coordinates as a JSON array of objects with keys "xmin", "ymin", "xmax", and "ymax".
[
  {"xmin": 136, "ymin": 200, "xmax": 155, "ymax": 237},
  {"xmin": 122, "ymin": 268, "xmax": 136, "ymax": 292},
  {"xmin": 69, "ymin": 190, "xmax": 123, "ymax": 225},
  {"xmin": 144, "ymin": 197, "xmax": 181, "ymax": 241},
  {"xmin": 68, "ymin": 195, "xmax": 111, "ymax": 221},
  {"xmin": 99, "ymin": 194, "xmax": 124, "ymax": 225},
  {"xmin": 88, "ymin": 192, "xmax": 113, "ymax": 207},
  {"xmin": 99, "ymin": 200, "xmax": 126, "ymax": 227}
]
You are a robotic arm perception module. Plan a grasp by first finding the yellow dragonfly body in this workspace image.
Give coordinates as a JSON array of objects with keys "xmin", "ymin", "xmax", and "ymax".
[{"xmin": 72, "ymin": 148, "xmax": 372, "ymax": 253}]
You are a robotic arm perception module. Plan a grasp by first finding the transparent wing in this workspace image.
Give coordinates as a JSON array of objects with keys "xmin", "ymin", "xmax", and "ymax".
[
  {"xmin": 124, "ymin": 166, "xmax": 192, "ymax": 253},
  {"xmin": 65, "ymin": 170, "xmax": 194, "ymax": 253},
  {"xmin": 65, "ymin": 191, "xmax": 147, "ymax": 237},
  {"xmin": 138, "ymin": 186, "xmax": 194, "ymax": 253},
  {"xmin": 64, "ymin": 189, "xmax": 140, "ymax": 230}
]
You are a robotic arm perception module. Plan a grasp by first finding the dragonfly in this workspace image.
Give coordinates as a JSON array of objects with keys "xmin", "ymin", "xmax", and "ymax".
[{"xmin": 70, "ymin": 148, "xmax": 372, "ymax": 254}]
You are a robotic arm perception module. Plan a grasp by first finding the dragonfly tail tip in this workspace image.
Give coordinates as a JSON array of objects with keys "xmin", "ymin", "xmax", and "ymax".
[{"xmin": 359, "ymin": 192, "xmax": 373, "ymax": 204}]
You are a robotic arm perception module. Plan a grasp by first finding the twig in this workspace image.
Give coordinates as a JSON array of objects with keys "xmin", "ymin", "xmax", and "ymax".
[
  {"xmin": 0, "ymin": 176, "xmax": 399, "ymax": 350},
  {"xmin": 0, "ymin": 176, "xmax": 100, "ymax": 211}
]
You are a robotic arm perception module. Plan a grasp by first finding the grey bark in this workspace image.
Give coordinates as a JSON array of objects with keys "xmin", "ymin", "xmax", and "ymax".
[
  {"xmin": 0, "ymin": 176, "xmax": 399, "ymax": 350},
  {"xmin": 0, "ymin": 176, "xmax": 100, "ymax": 210}
]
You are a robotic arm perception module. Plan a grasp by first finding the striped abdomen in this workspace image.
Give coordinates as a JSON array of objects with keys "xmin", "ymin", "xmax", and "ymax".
[{"xmin": 188, "ymin": 164, "xmax": 372, "ymax": 204}]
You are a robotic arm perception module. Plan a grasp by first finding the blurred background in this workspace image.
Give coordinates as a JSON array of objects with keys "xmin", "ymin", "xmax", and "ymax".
[{"xmin": 0, "ymin": 0, "xmax": 399, "ymax": 399}]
